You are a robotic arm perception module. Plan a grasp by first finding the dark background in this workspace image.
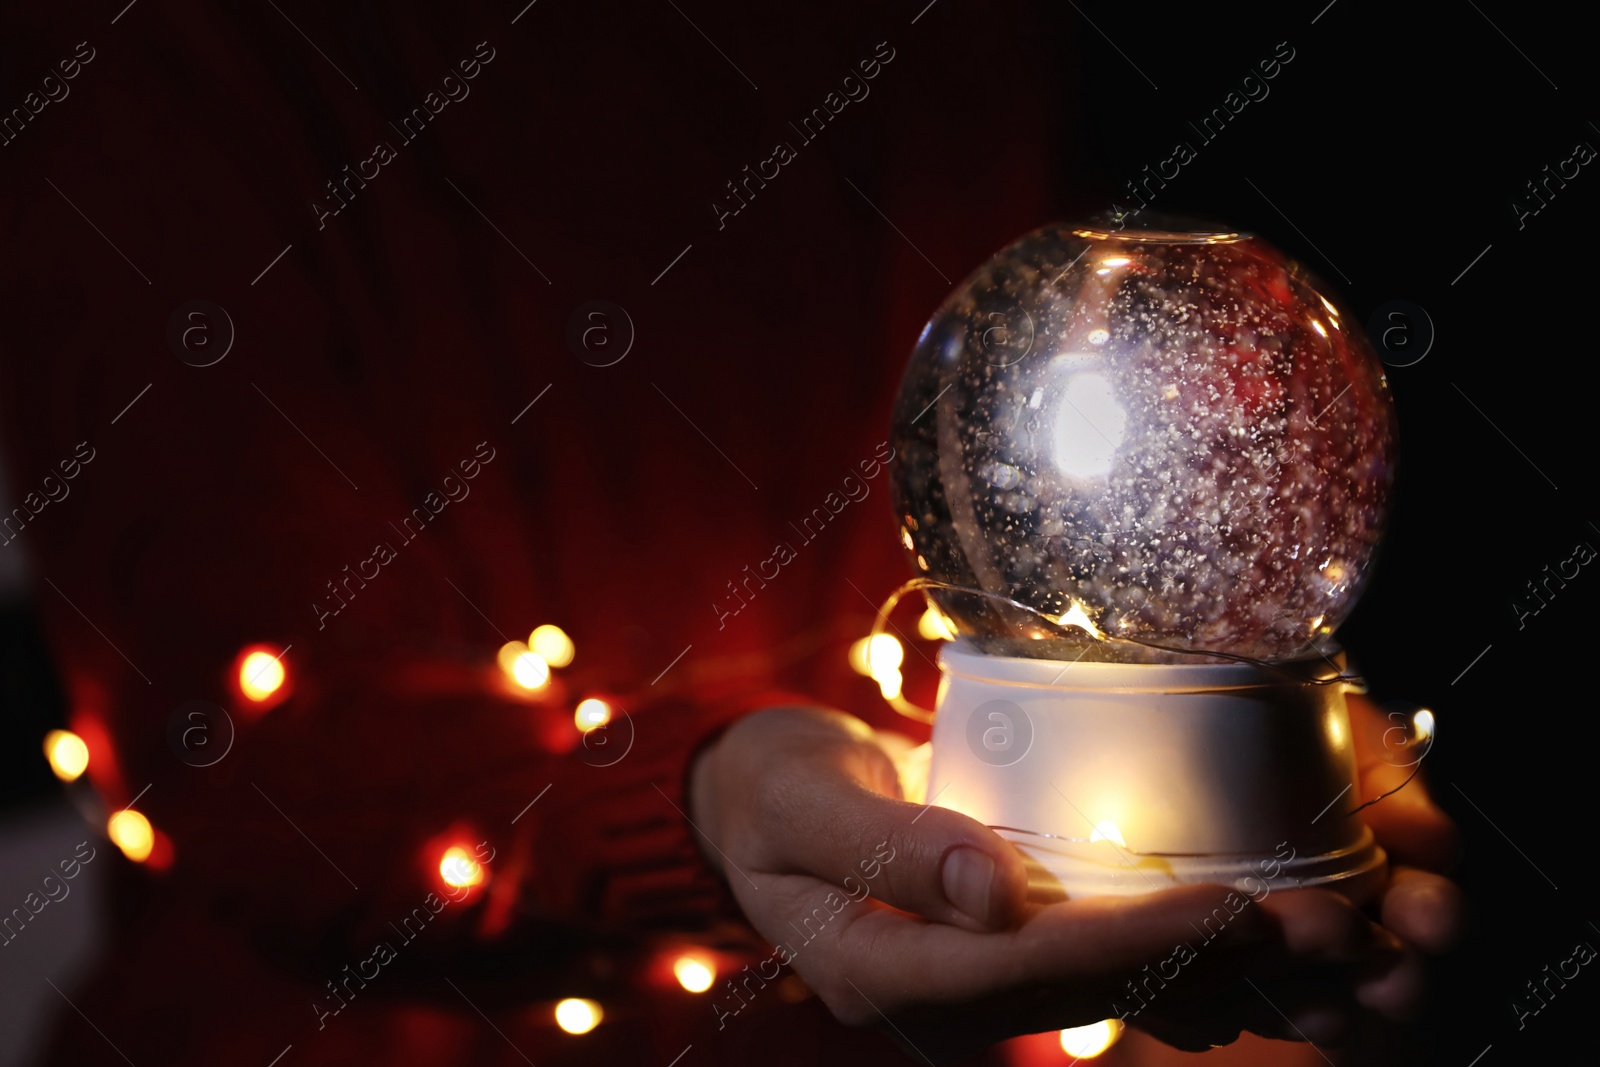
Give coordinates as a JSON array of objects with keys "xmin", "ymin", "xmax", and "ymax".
[{"xmin": 2, "ymin": 0, "xmax": 1593, "ymax": 1063}]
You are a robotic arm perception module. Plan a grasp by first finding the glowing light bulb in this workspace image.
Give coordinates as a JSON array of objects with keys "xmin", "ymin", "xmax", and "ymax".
[
  {"xmin": 554, "ymin": 998, "xmax": 601, "ymax": 1034},
  {"xmin": 575, "ymin": 698, "xmax": 612, "ymax": 733},
  {"xmin": 240, "ymin": 650, "xmax": 286, "ymax": 702},
  {"xmin": 503, "ymin": 646, "xmax": 550, "ymax": 690},
  {"xmin": 43, "ymin": 730, "xmax": 89, "ymax": 782},
  {"xmin": 108, "ymin": 810, "xmax": 154, "ymax": 862},
  {"xmin": 439, "ymin": 846, "xmax": 484, "ymax": 888},
  {"xmin": 849, "ymin": 634, "xmax": 904, "ymax": 679},
  {"xmin": 877, "ymin": 668, "xmax": 904, "ymax": 701},
  {"xmin": 917, "ymin": 605, "xmax": 957, "ymax": 641},
  {"xmin": 530, "ymin": 624, "xmax": 575, "ymax": 668},
  {"xmin": 1088, "ymin": 821, "xmax": 1126, "ymax": 848},
  {"xmin": 1059, "ymin": 1018, "xmax": 1123, "ymax": 1058},
  {"xmin": 1414, "ymin": 708, "xmax": 1435, "ymax": 741},
  {"xmin": 673, "ymin": 954, "xmax": 715, "ymax": 993}
]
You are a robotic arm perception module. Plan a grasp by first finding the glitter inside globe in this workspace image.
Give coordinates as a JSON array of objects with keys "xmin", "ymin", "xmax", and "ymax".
[{"xmin": 888, "ymin": 217, "xmax": 1397, "ymax": 662}]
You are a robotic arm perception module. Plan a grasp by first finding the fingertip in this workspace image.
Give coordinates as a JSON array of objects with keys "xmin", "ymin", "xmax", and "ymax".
[
  {"xmin": 1382, "ymin": 869, "xmax": 1468, "ymax": 954},
  {"xmin": 1356, "ymin": 943, "xmax": 1426, "ymax": 1021},
  {"xmin": 1258, "ymin": 888, "xmax": 1373, "ymax": 961}
]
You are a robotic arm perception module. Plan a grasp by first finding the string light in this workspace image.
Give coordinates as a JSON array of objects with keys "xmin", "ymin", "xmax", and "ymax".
[
  {"xmin": 574, "ymin": 698, "xmax": 611, "ymax": 733},
  {"xmin": 439, "ymin": 846, "xmax": 485, "ymax": 888},
  {"xmin": 554, "ymin": 998, "xmax": 601, "ymax": 1034},
  {"xmin": 107, "ymin": 810, "xmax": 154, "ymax": 863},
  {"xmin": 513, "ymin": 652, "xmax": 550, "ymax": 689},
  {"xmin": 1059, "ymin": 1019, "xmax": 1123, "ymax": 1058},
  {"xmin": 673, "ymin": 954, "xmax": 715, "ymax": 993},
  {"xmin": 239, "ymin": 649, "xmax": 287, "ymax": 703},
  {"xmin": 848, "ymin": 634, "xmax": 903, "ymax": 678},
  {"xmin": 1414, "ymin": 708, "xmax": 1435, "ymax": 741},
  {"xmin": 917, "ymin": 604, "xmax": 956, "ymax": 641},
  {"xmin": 499, "ymin": 641, "xmax": 550, "ymax": 690},
  {"xmin": 530, "ymin": 624, "xmax": 575, "ymax": 668},
  {"xmin": 43, "ymin": 729, "xmax": 89, "ymax": 782}
]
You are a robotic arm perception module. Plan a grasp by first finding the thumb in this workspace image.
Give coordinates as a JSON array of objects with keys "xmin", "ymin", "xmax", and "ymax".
[{"xmin": 766, "ymin": 739, "xmax": 1030, "ymax": 932}]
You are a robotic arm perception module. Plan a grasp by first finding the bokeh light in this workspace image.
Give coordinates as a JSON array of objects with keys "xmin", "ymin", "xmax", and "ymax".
[
  {"xmin": 673, "ymin": 954, "xmax": 715, "ymax": 993},
  {"xmin": 575, "ymin": 698, "xmax": 612, "ymax": 733},
  {"xmin": 43, "ymin": 729, "xmax": 89, "ymax": 782},
  {"xmin": 530, "ymin": 624, "xmax": 575, "ymax": 668},
  {"xmin": 513, "ymin": 651, "xmax": 550, "ymax": 689},
  {"xmin": 555, "ymin": 998, "xmax": 602, "ymax": 1034},
  {"xmin": 108, "ymin": 810, "xmax": 154, "ymax": 863},
  {"xmin": 439, "ymin": 845, "xmax": 485, "ymax": 888},
  {"xmin": 848, "ymin": 633, "xmax": 904, "ymax": 678},
  {"xmin": 239, "ymin": 650, "xmax": 287, "ymax": 702},
  {"xmin": 1059, "ymin": 1018, "xmax": 1123, "ymax": 1058}
]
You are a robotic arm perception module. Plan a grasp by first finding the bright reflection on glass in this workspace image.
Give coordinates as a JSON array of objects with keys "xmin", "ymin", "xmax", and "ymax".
[
  {"xmin": 1052, "ymin": 372, "xmax": 1127, "ymax": 479},
  {"xmin": 44, "ymin": 730, "xmax": 89, "ymax": 782},
  {"xmin": 1059, "ymin": 1018, "xmax": 1123, "ymax": 1058},
  {"xmin": 1088, "ymin": 820, "xmax": 1126, "ymax": 848}
]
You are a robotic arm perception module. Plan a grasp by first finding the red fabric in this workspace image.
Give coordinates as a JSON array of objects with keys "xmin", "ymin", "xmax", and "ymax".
[{"xmin": 0, "ymin": 1, "xmax": 1066, "ymax": 1063}]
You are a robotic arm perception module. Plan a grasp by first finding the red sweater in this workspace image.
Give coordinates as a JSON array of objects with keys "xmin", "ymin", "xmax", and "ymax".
[{"xmin": 0, "ymin": 1, "xmax": 1064, "ymax": 1063}]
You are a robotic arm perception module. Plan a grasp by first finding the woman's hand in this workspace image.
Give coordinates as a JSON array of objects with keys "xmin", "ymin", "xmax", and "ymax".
[{"xmin": 687, "ymin": 704, "xmax": 1451, "ymax": 1058}]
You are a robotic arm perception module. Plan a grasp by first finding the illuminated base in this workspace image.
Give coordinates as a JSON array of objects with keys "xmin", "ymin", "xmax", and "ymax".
[{"xmin": 927, "ymin": 643, "xmax": 1387, "ymax": 904}]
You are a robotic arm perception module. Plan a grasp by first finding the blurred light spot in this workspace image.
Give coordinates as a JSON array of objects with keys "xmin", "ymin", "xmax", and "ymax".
[
  {"xmin": 108, "ymin": 810, "xmax": 154, "ymax": 863},
  {"xmin": 555, "ymin": 998, "xmax": 601, "ymax": 1034},
  {"xmin": 1059, "ymin": 1018, "xmax": 1123, "ymax": 1058},
  {"xmin": 44, "ymin": 730, "xmax": 89, "ymax": 782},
  {"xmin": 1311, "ymin": 319, "xmax": 1328, "ymax": 338},
  {"xmin": 849, "ymin": 634, "xmax": 904, "ymax": 679},
  {"xmin": 498, "ymin": 641, "xmax": 529, "ymax": 673},
  {"xmin": 1087, "ymin": 328, "xmax": 1109, "ymax": 346},
  {"xmin": 1088, "ymin": 821, "xmax": 1126, "ymax": 848},
  {"xmin": 673, "ymin": 954, "xmax": 715, "ymax": 993},
  {"xmin": 877, "ymin": 668, "xmax": 904, "ymax": 701},
  {"xmin": 439, "ymin": 845, "xmax": 484, "ymax": 888},
  {"xmin": 1414, "ymin": 708, "xmax": 1435, "ymax": 741},
  {"xmin": 530, "ymin": 624, "xmax": 575, "ymax": 668},
  {"xmin": 575, "ymin": 698, "xmax": 612, "ymax": 733},
  {"xmin": 500, "ymin": 641, "xmax": 551, "ymax": 690},
  {"xmin": 1100, "ymin": 257, "xmax": 1131, "ymax": 268},
  {"xmin": 240, "ymin": 650, "xmax": 286, "ymax": 702},
  {"xmin": 917, "ymin": 605, "xmax": 957, "ymax": 641}
]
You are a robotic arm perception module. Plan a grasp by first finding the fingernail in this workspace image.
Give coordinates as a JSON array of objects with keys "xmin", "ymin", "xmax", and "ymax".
[{"xmin": 942, "ymin": 846, "xmax": 996, "ymax": 925}]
